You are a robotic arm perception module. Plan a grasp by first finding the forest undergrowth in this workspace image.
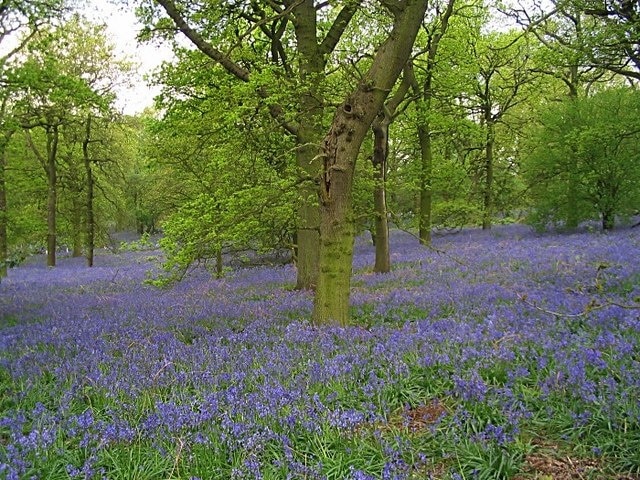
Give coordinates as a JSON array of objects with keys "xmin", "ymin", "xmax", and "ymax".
[{"xmin": 1, "ymin": 224, "xmax": 639, "ymax": 479}]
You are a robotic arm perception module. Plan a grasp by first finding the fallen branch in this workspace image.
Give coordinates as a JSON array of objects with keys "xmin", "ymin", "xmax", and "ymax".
[{"xmin": 517, "ymin": 293, "xmax": 640, "ymax": 319}]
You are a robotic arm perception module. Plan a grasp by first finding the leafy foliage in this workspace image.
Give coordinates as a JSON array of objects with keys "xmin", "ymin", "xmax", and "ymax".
[
  {"xmin": 143, "ymin": 73, "xmax": 299, "ymax": 283},
  {"xmin": 523, "ymin": 88, "xmax": 640, "ymax": 230}
]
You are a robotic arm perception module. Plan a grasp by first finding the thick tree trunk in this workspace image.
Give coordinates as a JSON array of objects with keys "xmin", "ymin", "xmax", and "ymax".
[
  {"xmin": 482, "ymin": 119, "xmax": 494, "ymax": 230},
  {"xmin": 157, "ymin": 0, "xmax": 361, "ymax": 290},
  {"xmin": 83, "ymin": 115, "xmax": 95, "ymax": 267},
  {"xmin": 372, "ymin": 116, "xmax": 391, "ymax": 273},
  {"xmin": 312, "ymin": 0, "xmax": 429, "ymax": 325},
  {"xmin": 315, "ymin": 190, "xmax": 356, "ymax": 326},
  {"xmin": 293, "ymin": 0, "xmax": 325, "ymax": 290},
  {"xmin": 295, "ymin": 142, "xmax": 321, "ymax": 289},
  {"xmin": 46, "ymin": 126, "xmax": 59, "ymax": 267}
]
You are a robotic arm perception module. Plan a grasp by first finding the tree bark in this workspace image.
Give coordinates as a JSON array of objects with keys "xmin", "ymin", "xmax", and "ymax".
[
  {"xmin": 417, "ymin": 124, "xmax": 433, "ymax": 242},
  {"xmin": 0, "ymin": 135, "xmax": 8, "ymax": 279},
  {"xmin": 312, "ymin": 0, "xmax": 430, "ymax": 326},
  {"xmin": 0, "ymin": 94, "xmax": 12, "ymax": 279},
  {"xmin": 155, "ymin": 0, "xmax": 360, "ymax": 291},
  {"xmin": 482, "ymin": 118, "xmax": 494, "ymax": 230},
  {"xmin": 565, "ymin": 65, "xmax": 580, "ymax": 231},
  {"xmin": 371, "ymin": 114, "xmax": 391, "ymax": 273},
  {"xmin": 602, "ymin": 209, "xmax": 615, "ymax": 230},
  {"xmin": 292, "ymin": 0, "xmax": 325, "ymax": 289},
  {"xmin": 565, "ymin": 172, "xmax": 579, "ymax": 230},
  {"xmin": 295, "ymin": 185, "xmax": 320, "ymax": 288},
  {"xmin": 215, "ymin": 245, "xmax": 223, "ymax": 278},
  {"xmin": 24, "ymin": 127, "xmax": 56, "ymax": 265},
  {"xmin": 71, "ymin": 201, "xmax": 83, "ymax": 257},
  {"xmin": 83, "ymin": 115, "xmax": 95, "ymax": 267},
  {"xmin": 46, "ymin": 125, "xmax": 59, "ymax": 267},
  {"xmin": 369, "ymin": 66, "xmax": 412, "ymax": 272},
  {"xmin": 25, "ymin": 126, "xmax": 60, "ymax": 267},
  {"xmin": 413, "ymin": 0, "xmax": 456, "ymax": 245}
]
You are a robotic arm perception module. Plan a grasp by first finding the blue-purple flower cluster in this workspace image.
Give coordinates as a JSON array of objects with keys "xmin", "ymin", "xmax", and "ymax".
[{"xmin": 1, "ymin": 225, "xmax": 639, "ymax": 478}]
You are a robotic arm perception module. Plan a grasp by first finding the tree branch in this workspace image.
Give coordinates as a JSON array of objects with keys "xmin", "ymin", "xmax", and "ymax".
[
  {"xmin": 154, "ymin": 0, "xmax": 298, "ymax": 136},
  {"xmin": 154, "ymin": 0, "xmax": 251, "ymax": 82},
  {"xmin": 319, "ymin": 0, "xmax": 362, "ymax": 55}
]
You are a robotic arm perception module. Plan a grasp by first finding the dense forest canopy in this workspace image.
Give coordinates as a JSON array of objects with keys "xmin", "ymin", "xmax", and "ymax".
[{"xmin": 0, "ymin": 0, "xmax": 639, "ymax": 324}]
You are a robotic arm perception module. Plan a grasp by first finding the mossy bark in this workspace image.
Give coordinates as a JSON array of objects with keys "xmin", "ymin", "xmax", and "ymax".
[
  {"xmin": 293, "ymin": 0, "xmax": 324, "ymax": 289},
  {"xmin": 295, "ymin": 123, "xmax": 322, "ymax": 290},
  {"xmin": 312, "ymin": 0, "xmax": 430, "ymax": 325},
  {"xmin": 156, "ymin": 0, "xmax": 361, "ymax": 290},
  {"xmin": 314, "ymin": 204, "xmax": 356, "ymax": 326}
]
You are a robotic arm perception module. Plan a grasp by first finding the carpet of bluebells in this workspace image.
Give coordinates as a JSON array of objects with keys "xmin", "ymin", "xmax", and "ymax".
[{"xmin": 1, "ymin": 225, "xmax": 640, "ymax": 479}]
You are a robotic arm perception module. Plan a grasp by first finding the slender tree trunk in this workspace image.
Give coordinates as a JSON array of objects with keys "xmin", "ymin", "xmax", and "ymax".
[
  {"xmin": 24, "ymin": 127, "xmax": 58, "ymax": 266},
  {"xmin": 417, "ymin": 123, "xmax": 433, "ymax": 243},
  {"xmin": 412, "ymin": 0, "xmax": 455, "ymax": 245},
  {"xmin": 0, "ymin": 97, "xmax": 13, "ymax": 279},
  {"xmin": 416, "ymin": 72, "xmax": 434, "ymax": 244},
  {"xmin": 71, "ymin": 202, "xmax": 83, "ymax": 257},
  {"xmin": 369, "ymin": 66, "xmax": 412, "ymax": 272},
  {"xmin": 482, "ymin": 117, "xmax": 494, "ymax": 230},
  {"xmin": 565, "ymin": 173, "xmax": 579, "ymax": 230},
  {"xmin": 216, "ymin": 245, "xmax": 223, "ymax": 278},
  {"xmin": 565, "ymin": 66, "xmax": 580, "ymax": 231},
  {"xmin": 371, "ymin": 115, "xmax": 391, "ymax": 273},
  {"xmin": 602, "ymin": 210, "xmax": 615, "ymax": 230},
  {"xmin": 83, "ymin": 115, "xmax": 95, "ymax": 267},
  {"xmin": 46, "ymin": 126, "xmax": 59, "ymax": 267},
  {"xmin": 0, "ymin": 137, "xmax": 8, "ymax": 279},
  {"xmin": 312, "ymin": 0, "xmax": 429, "ymax": 325}
]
